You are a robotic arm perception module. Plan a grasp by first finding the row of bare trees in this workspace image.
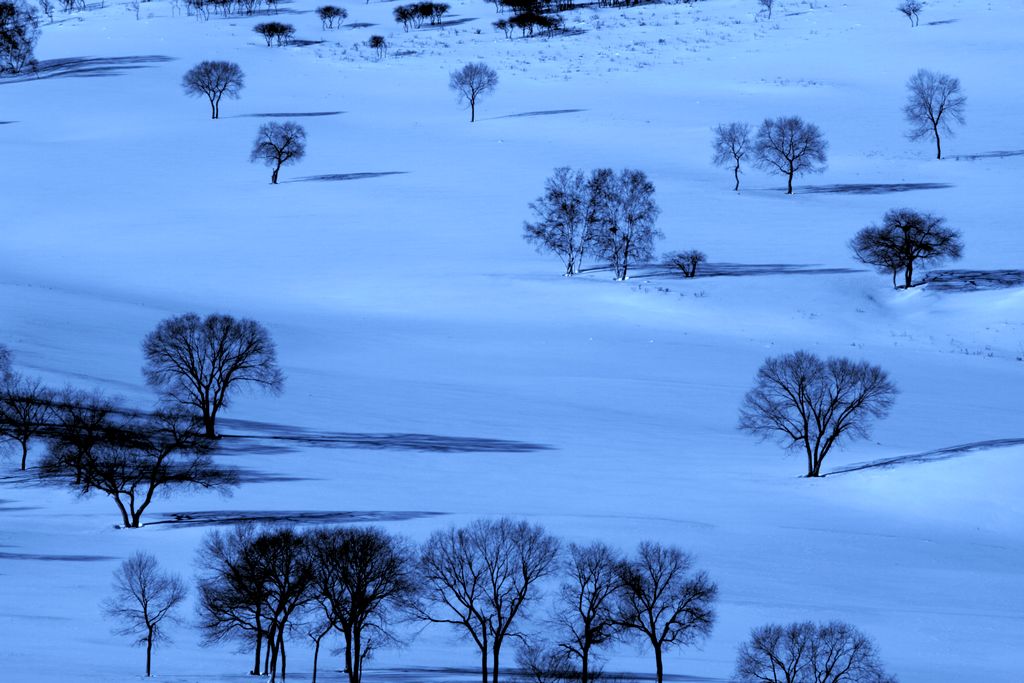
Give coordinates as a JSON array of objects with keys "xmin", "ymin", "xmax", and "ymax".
[{"xmin": 106, "ymin": 519, "xmax": 893, "ymax": 682}]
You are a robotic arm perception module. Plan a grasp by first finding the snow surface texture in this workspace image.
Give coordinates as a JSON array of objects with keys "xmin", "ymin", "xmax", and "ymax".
[{"xmin": 1, "ymin": 0, "xmax": 1022, "ymax": 681}]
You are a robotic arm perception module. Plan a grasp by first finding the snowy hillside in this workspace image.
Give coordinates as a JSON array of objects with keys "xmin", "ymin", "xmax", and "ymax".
[{"xmin": 0, "ymin": 0, "xmax": 1022, "ymax": 680}]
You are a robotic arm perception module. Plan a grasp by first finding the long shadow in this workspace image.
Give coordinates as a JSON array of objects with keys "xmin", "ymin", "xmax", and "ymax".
[
  {"xmin": 291, "ymin": 171, "xmax": 408, "ymax": 182},
  {"xmin": 494, "ymin": 108, "xmax": 586, "ymax": 119},
  {"xmin": 217, "ymin": 417, "xmax": 552, "ymax": 454},
  {"xmin": 927, "ymin": 19, "xmax": 958, "ymax": 25},
  {"xmin": 802, "ymin": 182, "xmax": 953, "ymax": 195},
  {"xmin": 0, "ymin": 550, "xmax": 116, "ymax": 561},
  {"xmin": 924, "ymin": 269, "xmax": 1024, "ymax": 292},
  {"xmin": 0, "ymin": 121, "xmax": 14, "ymax": 125},
  {"xmin": 369, "ymin": 667, "xmax": 718, "ymax": 682},
  {"xmin": 238, "ymin": 111, "xmax": 344, "ymax": 118},
  {"xmin": 145, "ymin": 509, "xmax": 447, "ymax": 528},
  {"xmin": 617, "ymin": 262, "xmax": 863, "ymax": 279},
  {"xmin": 0, "ymin": 55, "xmax": 174, "ymax": 83},
  {"xmin": 950, "ymin": 149, "xmax": 1024, "ymax": 161},
  {"xmin": 428, "ymin": 16, "xmax": 477, "ymax": 27},
  {"xmin": 825, "ymin": 438, "xmax": 1024, "ymax": 476},
  {"xmin": 347, "ymin": 21, "xmax": 376, "ymax": 28}
]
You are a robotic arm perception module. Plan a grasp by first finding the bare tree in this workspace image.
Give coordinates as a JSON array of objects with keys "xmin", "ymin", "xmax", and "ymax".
[
  {"xmin": 712, "ymin": 122, "xmax": 752, "ymax": 191},
  {"xmin": 904, "ymin": 68, "xmax": 966, "ymax": 160},
  {"xmin": 40, "ymin": 408, "xmax": 237, "ymax": 527},
  {"xmin": 735, "ymin": 621, "xmax": 896, "ymax": 683},
  {"xmin": 418, "ymin": 518, "xmax": 560, "ymax": 683},
  {"xmin": 523, "ymin": 167, "xmax": 593, "ymax": 276},
  {"xmin": 142, "ymin": 312, "xmax": 285, "ymax": 436},
  {"xmin": 254, "ymin": 21, "xmax": 295, "ymax": 45},
  {"xmin": 45, "ymin": 388, "xmax": 118, "ymax": 485},
  {"xmin": 182, "ymin": 61, "xmax": 245, "ymax": 119},
  {"xmin": 516, "ymin": 642, "xmax": 579, "ymax": 683},
  {"xmin": 614, "ymin": 542, "xmax": 717, "ymax": 683},
  {"xmin": 664, "ymin": 250, "xmax": 707, "ymax": 278},
  {"xmin": 103, "ymin": 552, "xmax": 187, "ymax": 677},
  {"xmin": 591, "ymin": 169, "xmax": 663, "ymax": 280},
  {"xmin": 897, "ymin": 0, "xmax": 922, "ymax": 27},
  {"xmin": 307, "ymin": 526, "xmax": 418, "ymax": 683},
  {"xmin": 754, "ymin": 116, "xmax": 827, "ymax": 194},
  {"xmin": 368, "ymin": 34, "xmax": 386, "ymax": 59},
  {"xmin": 250, "ymin": 121, "xmax": 307, "ymax": 184},
  {"xmin": 850, "ymin": 208, "xmax": 963, "ymax": 289},
  {"xmin": 553, "ymin": 542, "xmax": 622, "ymax": 683},
  {"xmin": 0, "ymin": 373, "xmax": 55, "ymax": 470},
  {"xmin": 257, "ymin": 527, "xmax": 316, "ymax": 681},
  {"xmin": 758, "ymin": 0, "xmax": 773, "ymax": 20},
  {"xmin": 739, "ymin": 351, "xmax": 898, "ymax": 477},
  {"xmin": 317, "ymin": 4, "xmax": 347, "ymax": 27},
  {"xmin": 0, "ymin": 0, "xmax": 40, "ymax": 73},
  {"xmin": 449, "ymin": 62, "xmax": 499, "ymax": 122}
]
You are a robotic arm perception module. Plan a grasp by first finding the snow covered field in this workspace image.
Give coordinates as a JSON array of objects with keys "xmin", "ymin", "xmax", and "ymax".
[{"xmin": 1, "ymin": 0, "xmax": 1022, "ymax": 680}]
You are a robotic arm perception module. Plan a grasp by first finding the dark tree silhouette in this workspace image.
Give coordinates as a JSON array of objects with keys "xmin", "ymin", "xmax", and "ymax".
[
  {"xmin": 40, "ymin": 408, "xmax": 236, "ymax": 527},
  {"xmin": 449, "ymin": 62, "xmax": 498, "ymax": 122},
  {"xmin": 182, "ymin": 60, "xmax": 245, "ymax": 119},
  {"xmin": 523, "ymin": 167, "xmax": 593, "ymax": 276},
  {"xmin": 256, "ymin": 527, "xmax": 316, "ymax": 682},
  {"xmin": 739, "ymin": 351, "xmax": 898, "ymax": 477},
  {"xmin": 897, "ymin": 0, "xmax": 922, "ymax": 26},
  {"xmin": 0, "ymin": 344, "xmax": 10, "ymax": 378},
  {"xmin": 0, "ymin": 373, "xmax": 55, "ymax": 470},
  {"xmin": 735, "ymin": 621, "xmax": 897, "ymax": 683},
  {"xmin": 754, "ymin": 116, "xmax": 828, "ymax": 194},
  {"xmin": 850, "ymin": 208, "xmax": 964, "ymax": 289},
  {"xmin": 254, "ymin": 21, "xmax": 295, "ymax": 46},
  {"xmin": 614, "ymin": 542, "xmax": 717, "ymax": 683},
  {"xmin": 591, "ymin": 168, "xmax": 663, "ymax": 280},
  {"xmin": 758, "ymin": 0, "xmax": 773, "ymax": 20},
  {"xmin": 904, "ymin": 69, "xmax": 966, "ymax": 160},
  {"xmin": 0, "ymin": 0, "xmax": 40, "ymax": 73},
  {"xmin": 103, "ymin": 552, "xmax": 187, "ymax": 677},
  {"xmin": 368, "ymin": 34, "xmax": 387, "ymax": 59},
  {"xmin": 142, "ymin": 312, "xmax": 285, "ymax": 436},
  {"xmin": 307, "ymin": 526, "xmax": 417, "ymax": 683},
  {"xmin": 712, "ymin": 122, "xmax": 752, "ymax": 191},
  {"xmin": 250, "ymin": 121, "xmax": 307, "ymax": 184},
  {"xmin": 553, "ymin": 542, "xmax": 623, "ymax": 683},
  {"xmin": 45, "ymin": 389, "xmax": 117, "ymax": 485},
  {"xmin": 418, "ymin": 518, "xmax": 560, "ymax": 683},
  {"xmin": 317, "ymin": 4, "xmax": 347, "ymax": 28},
  {"xmin": 664, "ymin": 250, "xmax": 706, "ymax": 278}
]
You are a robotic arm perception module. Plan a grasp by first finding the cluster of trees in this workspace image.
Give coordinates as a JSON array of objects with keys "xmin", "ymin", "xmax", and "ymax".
[
  {"xmin": 490, "ymin": 0, "xmax": 566, "ymax": 38},
  {"xmin": 254, "ymin": 21, "xmax": 296, "ymax": 46},
  {"xmin": 183, "ymin": 0, "xmax": 277, "ymax": 20},
  {"xmin": 0, "ymin": 313, "xmax": 284, "ymax": 524},
  {"xmin": 317, "ymin": 4, "xmax": 348, "ymax": 28},
  {"xmin": 711, "ymin": 116, "xmax": 827, "ymax": 194},
  {"xmin": 105, "ymin": 518, "xmax": 894, "ymax": 683},
  {"xmin": 0, "ymin": 0, "xmax": 39, "ymax": 74},
  {"xmin": 393, "ymin": 1, "xmax": 449, "ymax": 31},
  {"xmin": 523, "ymin": 167, "xmax": 663, "ymax": 279}
]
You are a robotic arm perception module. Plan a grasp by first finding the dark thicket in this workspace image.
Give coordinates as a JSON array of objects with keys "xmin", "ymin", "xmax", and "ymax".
[
  {"xmin": 664, "ymin": 250, "xmax": 707, "ymax": 278},
  {"xmin": 0, "ymin": 373, "xmax": 55, "ymax": 470},
  {"xmin": 317, "ymin": 4, "xmax": 347, "ymax": 28},
  {"xmin": 254, "ymin": 21, "xmax": 295, "ymax": 46},
  {"xmin": 0, "ymin": 0, "xmax": 40, "ymax": 73},
  {"xmin": 850, "ymin": 208, "xmax": 963, "ymax": 289},
  {"xmin": 739, "ymin": 351, "xmax": 898, "ymax": 477}
]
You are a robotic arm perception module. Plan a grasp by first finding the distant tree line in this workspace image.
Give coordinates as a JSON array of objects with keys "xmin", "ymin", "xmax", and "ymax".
[{"xmin": 393, "ymin": 1, "xmax": 449, "ymax": 31}]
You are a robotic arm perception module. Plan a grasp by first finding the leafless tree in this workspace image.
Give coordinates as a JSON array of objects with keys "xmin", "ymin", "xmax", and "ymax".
[
  {"xmin": 40, "ymin": 408, "xmax": 237, "ymax": 527},
  {"xmin": 897, "ymin": 0, "xmax": 922, "ymax": 26},
  {"xmin": 754, "ymin": 116, "xmax": 827, "ymax": 194},
  {"xmin": 850, "ymin": 208, "xmax": 963, "ymax": 289},
  {"xmin": 903, "ymin": 68, "xmax": 966, "ymax": 159},
  {"xmin": 142, "ymin": 312, "xmax": 285, "ymax": 436},
  {"xmin": 307, "ymin": 526, "xmax": 418, "ymax": 683},
  {"xmin": 417, "ymin": 517, "xmax": 560, "ymax": 683},
  {"xmin": 368, "ymin": 34, "xmax": 386, "ymax": 59},
  {"xmin": 758, "ymin": 0, "xmax": 773, "ymax": 20},
  {"xmin": 516, "ymin": 642, "xmax": 580, "ymax": 683},
  {"xmin": 182, "ymin": 60, "xmax": 245, "ymax": 119},
  {"xmin": 614, "ymin": 542, "xmax": 717, "ymax": 683},
  {"xmin": 523, "ymin": 167, "xmax": 593, "ymax": 276},
  {"xmin": 0, "ymin": 373, "xmax": 55, "ymax": 470},
  {"xmin": 664, "ymin": 250, "xmax": 707, "ymax": 278},
  {"xmin": 38, "ymin": 0, "xmax": 53, "ymax": 22},
  {"xmin": 739, "ymin": 351, "xmax": 898, "ymax": 477},
  {"xmin": 553, "ymin": 542, "xmax": 623, "ymax": 683},
  {"xmin": 249, "ymin": 121, "xmax": 307, "ymax": 184},
  {"xmin": 0, "ymin": 0, "xmax": 40, "ymax": 73},
  {"xmin": 735, "ymin": 621, "xmax": 896, "ymax": 683},
  {"xmin": 103, "ymin": 552, "xmax": 187, "ymax": 677},
  {"xmin": 449, "ymin": 62, "xmax": 499, "ymax": 122},
  {"xmin": 45, "ymin": 388, "xmax": 118, "ymax": 485},
  {"xmin": 317, "ymin": 4, "xmax": 347, "ymax": 27},
  {"xmin": 591, "ymin": 168, "xmax": 663, "ymax": 280},
  {"xmin": 712, "ymin": 122, "xmax": 752, "ymax": 191},
  {"xmin": 257, "ymin": 527, "xmax": 316, "ymax": 681},
  {"xmin": 197, "ymin": 524, "xmax": 275, "ymax": 676},
  {"xmin": 254, "ymin": 21, "xmax": 294, "ymax": 45}
]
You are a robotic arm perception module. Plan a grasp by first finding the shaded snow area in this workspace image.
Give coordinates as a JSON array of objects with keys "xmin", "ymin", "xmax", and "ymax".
[{"xmin": 1, "ymin": 0, "xmax": 1022, "ymax": 680}]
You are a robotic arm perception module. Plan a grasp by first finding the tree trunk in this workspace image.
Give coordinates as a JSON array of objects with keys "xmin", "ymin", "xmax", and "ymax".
[
  {"xmin": 352, "ymin": 629, "xmax": 362, "ymax": 683},
  {"xmin": 654, "ymin": 643, "xmax": 663, "ymax": 683},
  {"xmin": 146, "ymin": 627, "xmax": 154, "ymax": 676},
  {"xmin": 312, "ymin": 635, "xmax": 322, "ymax": 683},
  {"xmin": 202, "ymin": 411, "xmax": 216, "ymax": 438},
  {"xmin": 252, "ymin": 608, "xmax": 263, "ymax": 675},
  {"xmin": 934, "ymin": 125, "xmax": 942, "ymax": 159},
  {"xmin": 491, "ymin": 642, "xmax": 500, "ymax": 683},
  {"xmin": 470, "ymin": 98, "xmax": 476, "ymax": 122},
  {"xmin": 581, "ymin": 647, "xmax": 590, "ymax": 683},
  {"xmin": 905, "ymin": 261, "xmax": 914, "ymax": 289},
  {"xmin": 480, "ymin": 643, "xmax": 488, "ymax": 683},
  {"xmin": 786, "ymin": 164, "xmax": 794, "ymax": 194},
  {"xmin": 280, "ymin": 629, "xmax": 287, "ymax": 679},
  {"xmin": 272, "ymin": 164, "xmax": 281, "ymax": 184},
  {"xmin": 733, "ymin": 160, "xmax": 740, "ymax": 191},
  {"xmin": 20, "ymin": 440, "xmax": 28, "ymax": 470}
]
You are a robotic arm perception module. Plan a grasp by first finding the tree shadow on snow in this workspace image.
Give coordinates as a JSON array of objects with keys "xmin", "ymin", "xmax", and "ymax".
[
  {"xmin": 923, "ymin": 269, "xmax": 1024, "ymax": 292},
  {"xmin": 825, "ymin": 438, "xmax": 1024, "ymax": 476},
  {"xmin": 949, "ymin": 149, "xmax": 1024, "ymax": 161},
  {"xmin": 0, "ymin": 55, "xmax": 174, "ymax": 84},
  {"xmin": 0, "ymin": 549, "xmax": 116, "ymax": 561},
  {"xmin": 801, "ymin": 182, "xmax": 952, "ymax": 195},
  {"xmin": 291, "ymin": 171, "xmax": 408, "ymax": 182},
  {"xmin": 591, "ymin": 262, "xmax": 862, "ymax": 279},
  {"xmin": 238, "ymin": 110, "xmax": 344, "ymax": 118},
  {"xmin": 493, "ymin": 108, "xmax": 586, "ymax": 119},
  {"xmin": 144, "ymin": 509, "xmax": 447, "ymax": 528}
]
